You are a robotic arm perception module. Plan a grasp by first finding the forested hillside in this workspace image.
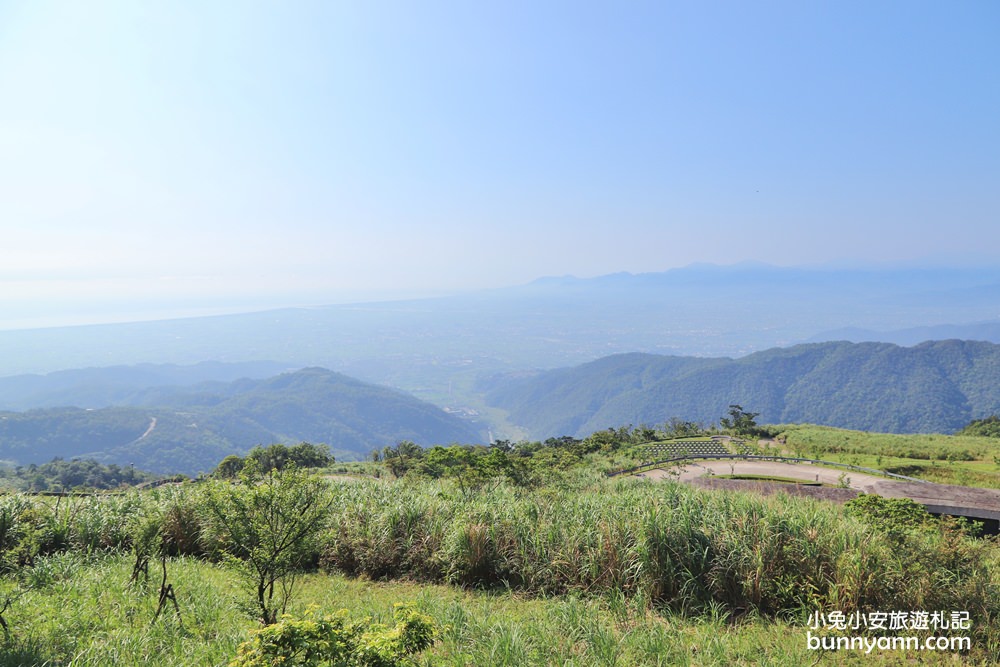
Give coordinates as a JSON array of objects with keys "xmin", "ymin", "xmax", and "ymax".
[
  {"xmin": 486, "ymin": 339, "xmax": 1000, "ymax": 438},
  {"xmin": 0, "ymin": 368, "xmax": 482, "ymax": 474}
]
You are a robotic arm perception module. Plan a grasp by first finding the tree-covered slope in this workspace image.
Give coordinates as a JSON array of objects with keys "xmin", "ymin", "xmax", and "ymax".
[
  {"xmin": 486, "ymin": 340, "xmax": 1000, "ymax": 438},
  {"xmin": 957, "ymin": 415, "xmax": 1000, "ymax": 438},
  {"xmin": 0, "ymin": 368, "xmax": 483, "ymax": 474}
]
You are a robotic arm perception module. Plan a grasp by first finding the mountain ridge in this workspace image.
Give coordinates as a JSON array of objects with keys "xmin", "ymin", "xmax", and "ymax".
[
  {"xmin": 0, "ymin": 367, "xmax": 484, "ymax": 474},
  {"xmin": 484, "ymin": 339, "xmax": 1000, "ymax": 438}
]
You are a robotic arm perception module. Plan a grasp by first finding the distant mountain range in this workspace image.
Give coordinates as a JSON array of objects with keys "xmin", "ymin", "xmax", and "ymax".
[
  {"xmin": 1, "ymin": 264, "xmax": 998, "ymax": 412},
  {"xmin": 0, "ymin": 367, "xmax": 483, "ymax": 474},
  {"xmin": 484, "ymin": 339, "xmax": 1000, "ymax": 438},
  {"xmin": 4, "ymin": 339, "xmax": 1000, "ymax": 475}
]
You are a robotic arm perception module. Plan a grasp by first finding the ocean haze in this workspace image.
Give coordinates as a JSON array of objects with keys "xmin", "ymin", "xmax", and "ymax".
[{"xmin": 0, "ymin": 283, "xmax": 462, "ymax": 331}]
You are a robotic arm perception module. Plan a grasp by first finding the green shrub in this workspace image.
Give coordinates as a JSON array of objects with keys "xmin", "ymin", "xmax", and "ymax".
[
  {"xmin": 0, "ymin": 496, "xmax": 35, "ymax": 570},
  {"xmin": 844, "ymin": 494, "xmax": 934, "ymax": 533},
  {"xmin": 230, "ymin": 604, "xmax": 435, "ymax": 667}
]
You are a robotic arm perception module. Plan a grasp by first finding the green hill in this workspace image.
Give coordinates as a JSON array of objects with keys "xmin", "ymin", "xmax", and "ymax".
[
  {"xmin": 0, "ymin": 368, "xmax": 483, "ymax": 474},
  {"xmin": 485, "ymin": 339, "xmax": 1000, "ymax": 438}
]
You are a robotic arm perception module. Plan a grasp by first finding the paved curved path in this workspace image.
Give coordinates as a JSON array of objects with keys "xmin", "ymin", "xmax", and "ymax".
[
  {"xmin": 637, "ymin": 460, "xmax": 1000, "ymax": 523},
  {"xmin": 638, "ymin": 460, "xmax": 887, "ymax": 489}
]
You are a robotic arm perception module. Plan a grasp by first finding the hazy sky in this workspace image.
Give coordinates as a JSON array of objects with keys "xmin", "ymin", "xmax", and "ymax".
[{"xmin": 2, "ymin": 1, "xmax": 999, "ymax": 328}]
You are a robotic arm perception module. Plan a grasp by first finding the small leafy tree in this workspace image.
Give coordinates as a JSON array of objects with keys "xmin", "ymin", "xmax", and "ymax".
[
  {"xmin": 420, "ymin": 445, "xmax": 532, "ymax": 496},
  {"xmin": 381, "ymin": 440, "xmax": 423, "ymax": 477},
  {"xmin": 719, "ymin": 404, "xmax": 761, "ymax": 436},
  {"xmin": 286, "ymin": 442, "xmax": 334, "ymax": 469},
  {"xmin": 662, "ymin": 417, "xmax": 705, "ymax": 438},
  {"xmin": 230, "ymin": 442, "xmax": 334, "ymax": 475},
  {"xmin": 215, "ymin": 455, "xmax": 244, "ymax": 479},
  {"xmin": 203, "ymin": 461, "xmax": 333, "ymax": 624}
]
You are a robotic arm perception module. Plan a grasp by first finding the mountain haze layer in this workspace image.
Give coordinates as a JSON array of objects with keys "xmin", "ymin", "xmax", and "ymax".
[
  {"xmin": 0, "ymin": 361, "xmax": 292, "ymax": 411},
  {"xmin": 1, "ymin": 265, "xmax": 997, "ymax": 413},
  {"xmin": 809, "ymin": 321, "xmax": 1000, "ymax": 347}
]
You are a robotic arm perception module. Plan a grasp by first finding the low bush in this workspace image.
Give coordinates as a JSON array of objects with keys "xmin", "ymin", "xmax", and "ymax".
[{"xmin": 231, "ymin": 604, "xmax": 435, "ymax": 667}]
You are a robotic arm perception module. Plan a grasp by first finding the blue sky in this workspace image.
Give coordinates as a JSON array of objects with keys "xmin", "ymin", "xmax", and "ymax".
[{"xmin": 1, "ymin": 1, "xmax": 998, "ymax": 327}]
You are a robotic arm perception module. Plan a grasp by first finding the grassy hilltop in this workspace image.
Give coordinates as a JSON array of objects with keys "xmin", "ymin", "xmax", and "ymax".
[
  {"xmin": 0, "ymin": 426, "xmax": 996, "ymax": 665},
  {"xmin": 772, "ymin": 424, "xmax": 1000, "ymax": 489}
]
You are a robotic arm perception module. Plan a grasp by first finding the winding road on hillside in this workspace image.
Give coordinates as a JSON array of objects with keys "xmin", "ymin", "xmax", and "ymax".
[
  {"xmin": 139, "ymin": 417, "xmax": 157, "ymax": 439},
  {"xmin": 122, "ymin": 417, "xmax": 157, "ymax": 447}
]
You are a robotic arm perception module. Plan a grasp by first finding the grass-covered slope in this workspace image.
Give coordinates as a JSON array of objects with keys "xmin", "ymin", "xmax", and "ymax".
[
  {"xmin": 486, "ymin": 340, "xmax": 1000, "ymax": 438},
  {"xmin": 0, "ymin": 554, "xmax": 871, "ymax": 667},
  {"xmin": 772, "ymin": 424, "xmax": 1000, "ymax": 488},
  {"xmin": 0, "ymin": 368, "xmax": 483, "ymax": 474},
  {"xmin": 0, "ymin": 470, "xmax": 997, "ymax": 665}
]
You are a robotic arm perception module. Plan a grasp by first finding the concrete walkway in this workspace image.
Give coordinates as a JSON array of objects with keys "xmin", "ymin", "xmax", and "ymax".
[
  {"xmin": 637, "ymin": 460, "xmax": 887, "ymax": 489},
  {"xmin": 637, "ymin": 460, "xmax": 1000, "ymax": 523}
]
